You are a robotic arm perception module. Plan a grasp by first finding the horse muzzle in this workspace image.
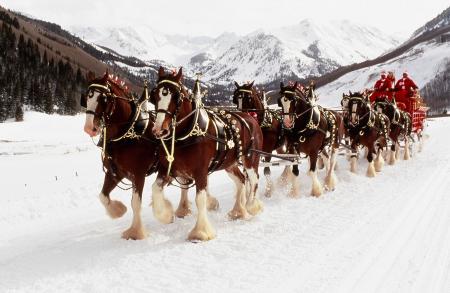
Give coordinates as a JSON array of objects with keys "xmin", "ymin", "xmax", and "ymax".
[
  {"xmin": 84, "ymin": 125, "xmax": 100, "ymax": 137},
  {"xmin": 152, "ymin": 126, "xmax": 170, "ymax": 139},
  {"xmin": 283, "ymin": 117, "xmax": 294, "ymax": 129}
]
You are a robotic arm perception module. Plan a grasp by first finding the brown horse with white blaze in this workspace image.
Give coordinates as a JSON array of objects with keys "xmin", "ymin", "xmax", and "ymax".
[
  {"xmin": 278, "ymin": 82, "xmax": 344, "ymax": 197},
  {"xmin": 341, "ymin": 91, "xmax": 390, "ymax": 176},
  {"xmin": 150, "ymin": 67, "xmax": 264, "ymax": 241}
]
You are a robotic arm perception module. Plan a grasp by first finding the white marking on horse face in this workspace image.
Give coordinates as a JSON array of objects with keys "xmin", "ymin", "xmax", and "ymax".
[
  {"xmin": 237, "ymin": 97, "xmax": 243, "ymax": 110},
  {"xmin": 281, "ymin": 96, "xmax": 293, "ymax": 127},
  {"xmin": 154, "ymin": 87, "xmax": 172, "ymax": 129},
  {"xmin": 84, "ymin": 91, "xmax": 101, "ymax": 136},
  {"xmin": 351, "ymin": 103, "xmax": 358, "ymax": 124}
]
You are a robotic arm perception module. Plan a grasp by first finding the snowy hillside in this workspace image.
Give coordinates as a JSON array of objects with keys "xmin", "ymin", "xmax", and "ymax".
[
  {"xmin": 1, "ymin": 112, "xmax": 450, "ymax": 292},
  {"xmin": 71, "ymin": 20, "xmax": 401, "ymax": 84},
  {"xmin": 317, "ymin": 40, "xmax": 450, "ymax": 108}
]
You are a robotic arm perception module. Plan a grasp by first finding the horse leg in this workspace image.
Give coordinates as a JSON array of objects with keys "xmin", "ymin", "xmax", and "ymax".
[
  {"xmin": 309, "ymin": 153, "xmax": 323, "ymax": 197},
  {"xmin": 277, "ymin": 165, "xmax": 292, "ymax": 186},
  {"xmin": 99, "ymin": 172, "xmax": 127, "ymax": 219},
  {"xmin": 188, "ymin": 173, "xmax": 216, "ymax": 241},
  {"xmin": 403, "ymin": 135, "xmax": 411, "ymax": 160},
  {"xmin": 226, "ymin": 166, "xmax": 249, "ymax": 220},
  {"xmin": 122, "ymin": 176, "xmax": 147, "ymax": 240},
  {"xmin": 366, "ymin": 146, "xmax": 376, "ymax": 177},
  {"xmin": 244, "ymin": 166, "xmax": 263, "ymax": 216},
  {"xmin": 287, "ymin": 164, "xmax": 300, "ymax": 198},
  {"xmin": 395, "ymin": 142, "xmax": 400, "ymax": 160},
  {"xmin": 350, "ymin": 143, "xmax": 358, "ymax": 173},
  {"xmin": 388, "ymin": 142, "xmax": 396, "ymax": 165},
  {"xmin": 374, "ymin": 146, "xmax": 385, "ymax": 172},
  {"xmin": 206, "ymin": 186, "xmax": 220, "ymax": 211},
  {"xmin": 263, "ymin": 155, "xmax": 274, "ymax": 198},
  {"xmin": 175, "ymin": 178, "xmax": 191, "ymax": 219},
  {"xmin": 324, "ymin": 147, "xmax": 338, "ymax": 191},
  {"xmin": 151, "ymin": 174, "xmax": 174, "ymax": 224}
]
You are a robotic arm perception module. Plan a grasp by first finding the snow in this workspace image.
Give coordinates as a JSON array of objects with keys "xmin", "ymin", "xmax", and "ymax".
[
  {"xmin": 1, "ymin": 112, "xmax": 450, "ymax": 292},
  {"xmin": 317, "ymin": 40, "xmax": 450, "ymax": 108}
]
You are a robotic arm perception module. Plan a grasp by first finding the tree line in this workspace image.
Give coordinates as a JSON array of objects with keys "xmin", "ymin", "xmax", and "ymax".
[{"xmin": 0, "ymin": 21, "xmax": 85, "ymax": 122}]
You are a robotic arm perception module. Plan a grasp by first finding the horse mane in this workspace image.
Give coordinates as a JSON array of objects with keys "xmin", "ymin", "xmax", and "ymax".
[{"xmin": 91, "ymin": 73, "xmax": 132, "ymax": 99}]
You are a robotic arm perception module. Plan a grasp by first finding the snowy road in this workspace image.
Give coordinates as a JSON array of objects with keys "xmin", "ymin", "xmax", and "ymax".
[{"xmin": 1, "ymin": 113, "xmax": 449, "ymax": 292}]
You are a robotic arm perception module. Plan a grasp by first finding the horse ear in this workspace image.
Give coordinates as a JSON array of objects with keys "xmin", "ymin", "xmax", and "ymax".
[
  {"xmin": 86, "ymin": 71, "xmax": 95, "ymax": 82},
  {"xmin": 280, "ymin": 82, "xmax": 284, "ymax": 89},
  {"xmin": 175, "ymin": 67, "xmax": 183, "ymax": 82},
  {"xmin": 234, "ymin": 81, "xmax": 240, "ymax": 88},
  {"xmin": 250, "ymin": 80, "xmax": 254, "ymax": 88},
  {"xmin": 293, "ymin": 81, "xmax": 298, "ymax": 89},
  {"xmin": 158, "ymin": 66, "xmax": 165, "ymax": 77},
  {"xmin": 349, "ymin": 90, "xmax": 353, "ymax": 96}
]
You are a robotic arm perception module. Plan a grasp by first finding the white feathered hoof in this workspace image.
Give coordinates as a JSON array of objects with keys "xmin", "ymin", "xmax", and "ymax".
[
  {"xmin": 403, "ymin": 144, "xmax": 411, "ymax": 160},
  {"xmin": 228, "ymin": 205, "xmax": 250, "ymax": 220},
  {"xmin": 188, "ymin": 221, "xmax": 216, "ymax": 242},
  {"xmin": 175, "ymin": 202, "xmax": 192, "ymax": 218},
  {"xmin": 324, "ymin": 173, "xmax": 338, "ymax": 191},
  {"xmin": 366, "ymin": 161, "xmax": 376, "ymax": 178},
  {"xmin": 350, "ymin": 157, "xmax": 358, "ymax": 173},
  {"xmin": 152, "ymin": 198, "xmax": 174, "ymax": 224},
  {"xmin": 264, "ymin": 178, "xmax": 274, "ymax": 198},
  {"xmin": 374, "ymin": 154, "xmax": 384, "ymax": 172},
  {"xmin": 246, "ymin": 198, "xmax": 264, "ymax": 216},
  {"xmin": 106, "ymin": 200, "xmax": 127, "ymax": 219},
  {"xmin": 388, "ymin": 150, "xmax": 396, "ymax": 165},
  {"xmin": 121, "ymin": 226, "xmax": 148, "ymax": 240},
  {"xmin": 207, "ymin": 195, "xmax": 220, "ymax": 211}
]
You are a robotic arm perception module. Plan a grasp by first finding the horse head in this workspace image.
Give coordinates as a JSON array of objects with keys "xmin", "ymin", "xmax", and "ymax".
[
  {"xmin": 150, "ymin": 66, "xmax": 188, "ymax": 139},
  {"xmin": 345, "ymin": 91, "xmax": 371, "ymax": 126},
  {"xmin": 232, "ymin": 81, "xmax": 261, "ymax": 111},
  {"xmin": 82, "ymin": 71, "xmax": 133, "ymax": 137},
  {"xmin": 278, "ymin": 81, "xmax": 309, "ymax": 129}
]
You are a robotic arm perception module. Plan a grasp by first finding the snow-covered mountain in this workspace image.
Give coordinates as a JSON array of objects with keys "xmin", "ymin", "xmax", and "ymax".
[
  {"xmin": 71, "ymin": 19, "xmax": 401, "ymax": 84},
  {"xmin": 317, "ymin": 39, "xmax": 450, "ymax": 108},
  {"xmin": 412, "ymin": 6, "xmax": 450, "ymax": 38},
  {"xmin": 70, "ymin": 25, "xmax": 239, "ymax": 65},
  {"xmin": 205, "ymin": 19, "xmax": 401, "ymax": 84}
]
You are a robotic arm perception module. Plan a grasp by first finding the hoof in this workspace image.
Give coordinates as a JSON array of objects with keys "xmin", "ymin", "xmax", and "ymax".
[
  {"xmin": 228, "ymin": 207, "xmax": 250, "ymax": 220},
  {"xmin": 311, "ymin": 187, "xmax": 323, "ymax": 197},
  {"xmin": 106, "ymin": 200, "xmax": 127, "ymax": 219},
  {"xmin": 153, "ymin": 199, "xmax": 174, "ymax": 224},
  {"xmin": 188, "ymin": 224, "xmax": 216, "ymax": 242},
  {"xmin": 207, "ymin": 196, "xmax": 220, "ymax": 211},
  {"xmin": 121, "ymin": 227, "xmax": 148, "ymax": 240},
  {"xmin": 287, "ymin": 187, "xmax": 300, "ymax": 198},
  {"xmin": 175, "ymin": 205, "xmax": 192, "ymax": 219},
  {"xmin": 324, "ymin": 174, "xmax": 337, "ymax": 191},
  {"xmin": 246, "ymin": 198, "xmax": 264, "ymax": 216}
]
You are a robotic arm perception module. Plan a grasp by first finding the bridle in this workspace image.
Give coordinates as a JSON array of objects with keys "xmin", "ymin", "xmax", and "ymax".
[
  {"xmin": 278, "ymin": 88, "xmax": 317, "ymax": 130},
  {"xmin": 154, "ymin": 79, "xmax": 186, "ymax": 118}
]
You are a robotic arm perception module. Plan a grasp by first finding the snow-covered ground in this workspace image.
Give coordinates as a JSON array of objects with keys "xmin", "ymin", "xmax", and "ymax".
[{"xmin": 1, "ymin": 112, "xmax": 450, "ymax": 292}]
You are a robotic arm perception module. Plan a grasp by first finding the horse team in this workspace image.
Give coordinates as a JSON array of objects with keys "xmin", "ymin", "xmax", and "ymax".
[{"xmin": 82, "ymin": 67, "xmax": 415, "ymax": 242}]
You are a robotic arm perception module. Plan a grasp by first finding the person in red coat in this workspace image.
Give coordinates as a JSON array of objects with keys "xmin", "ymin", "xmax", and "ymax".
[
  {"xmin": 394, "ymin": 71, "xmax": 418, "ymax": 110},
  {"xmin": 370, "ymin": 71, "xmax": 393, "ymax": 102}
]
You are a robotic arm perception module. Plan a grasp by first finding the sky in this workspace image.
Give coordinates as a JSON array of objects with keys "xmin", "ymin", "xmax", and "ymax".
[{"xmin": 1, "ymin": 0, "xmax": 448, "ymax": 37}]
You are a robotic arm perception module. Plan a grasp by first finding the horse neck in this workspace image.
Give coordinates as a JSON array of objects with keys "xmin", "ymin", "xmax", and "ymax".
[
  {"xmin": 293, "ymin": 100, "xmax": 312, "ymax": 130},
  {"xmin": 107, "ymin": 98, "xmax": 134, "ymax": 139},
  {"xmin": 175, "ymin": 98, "xmax": 195, "ymax": 135},
  {"xmin": 250, "ymin": 92, "xmax": 265, "ymax": 123}
]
